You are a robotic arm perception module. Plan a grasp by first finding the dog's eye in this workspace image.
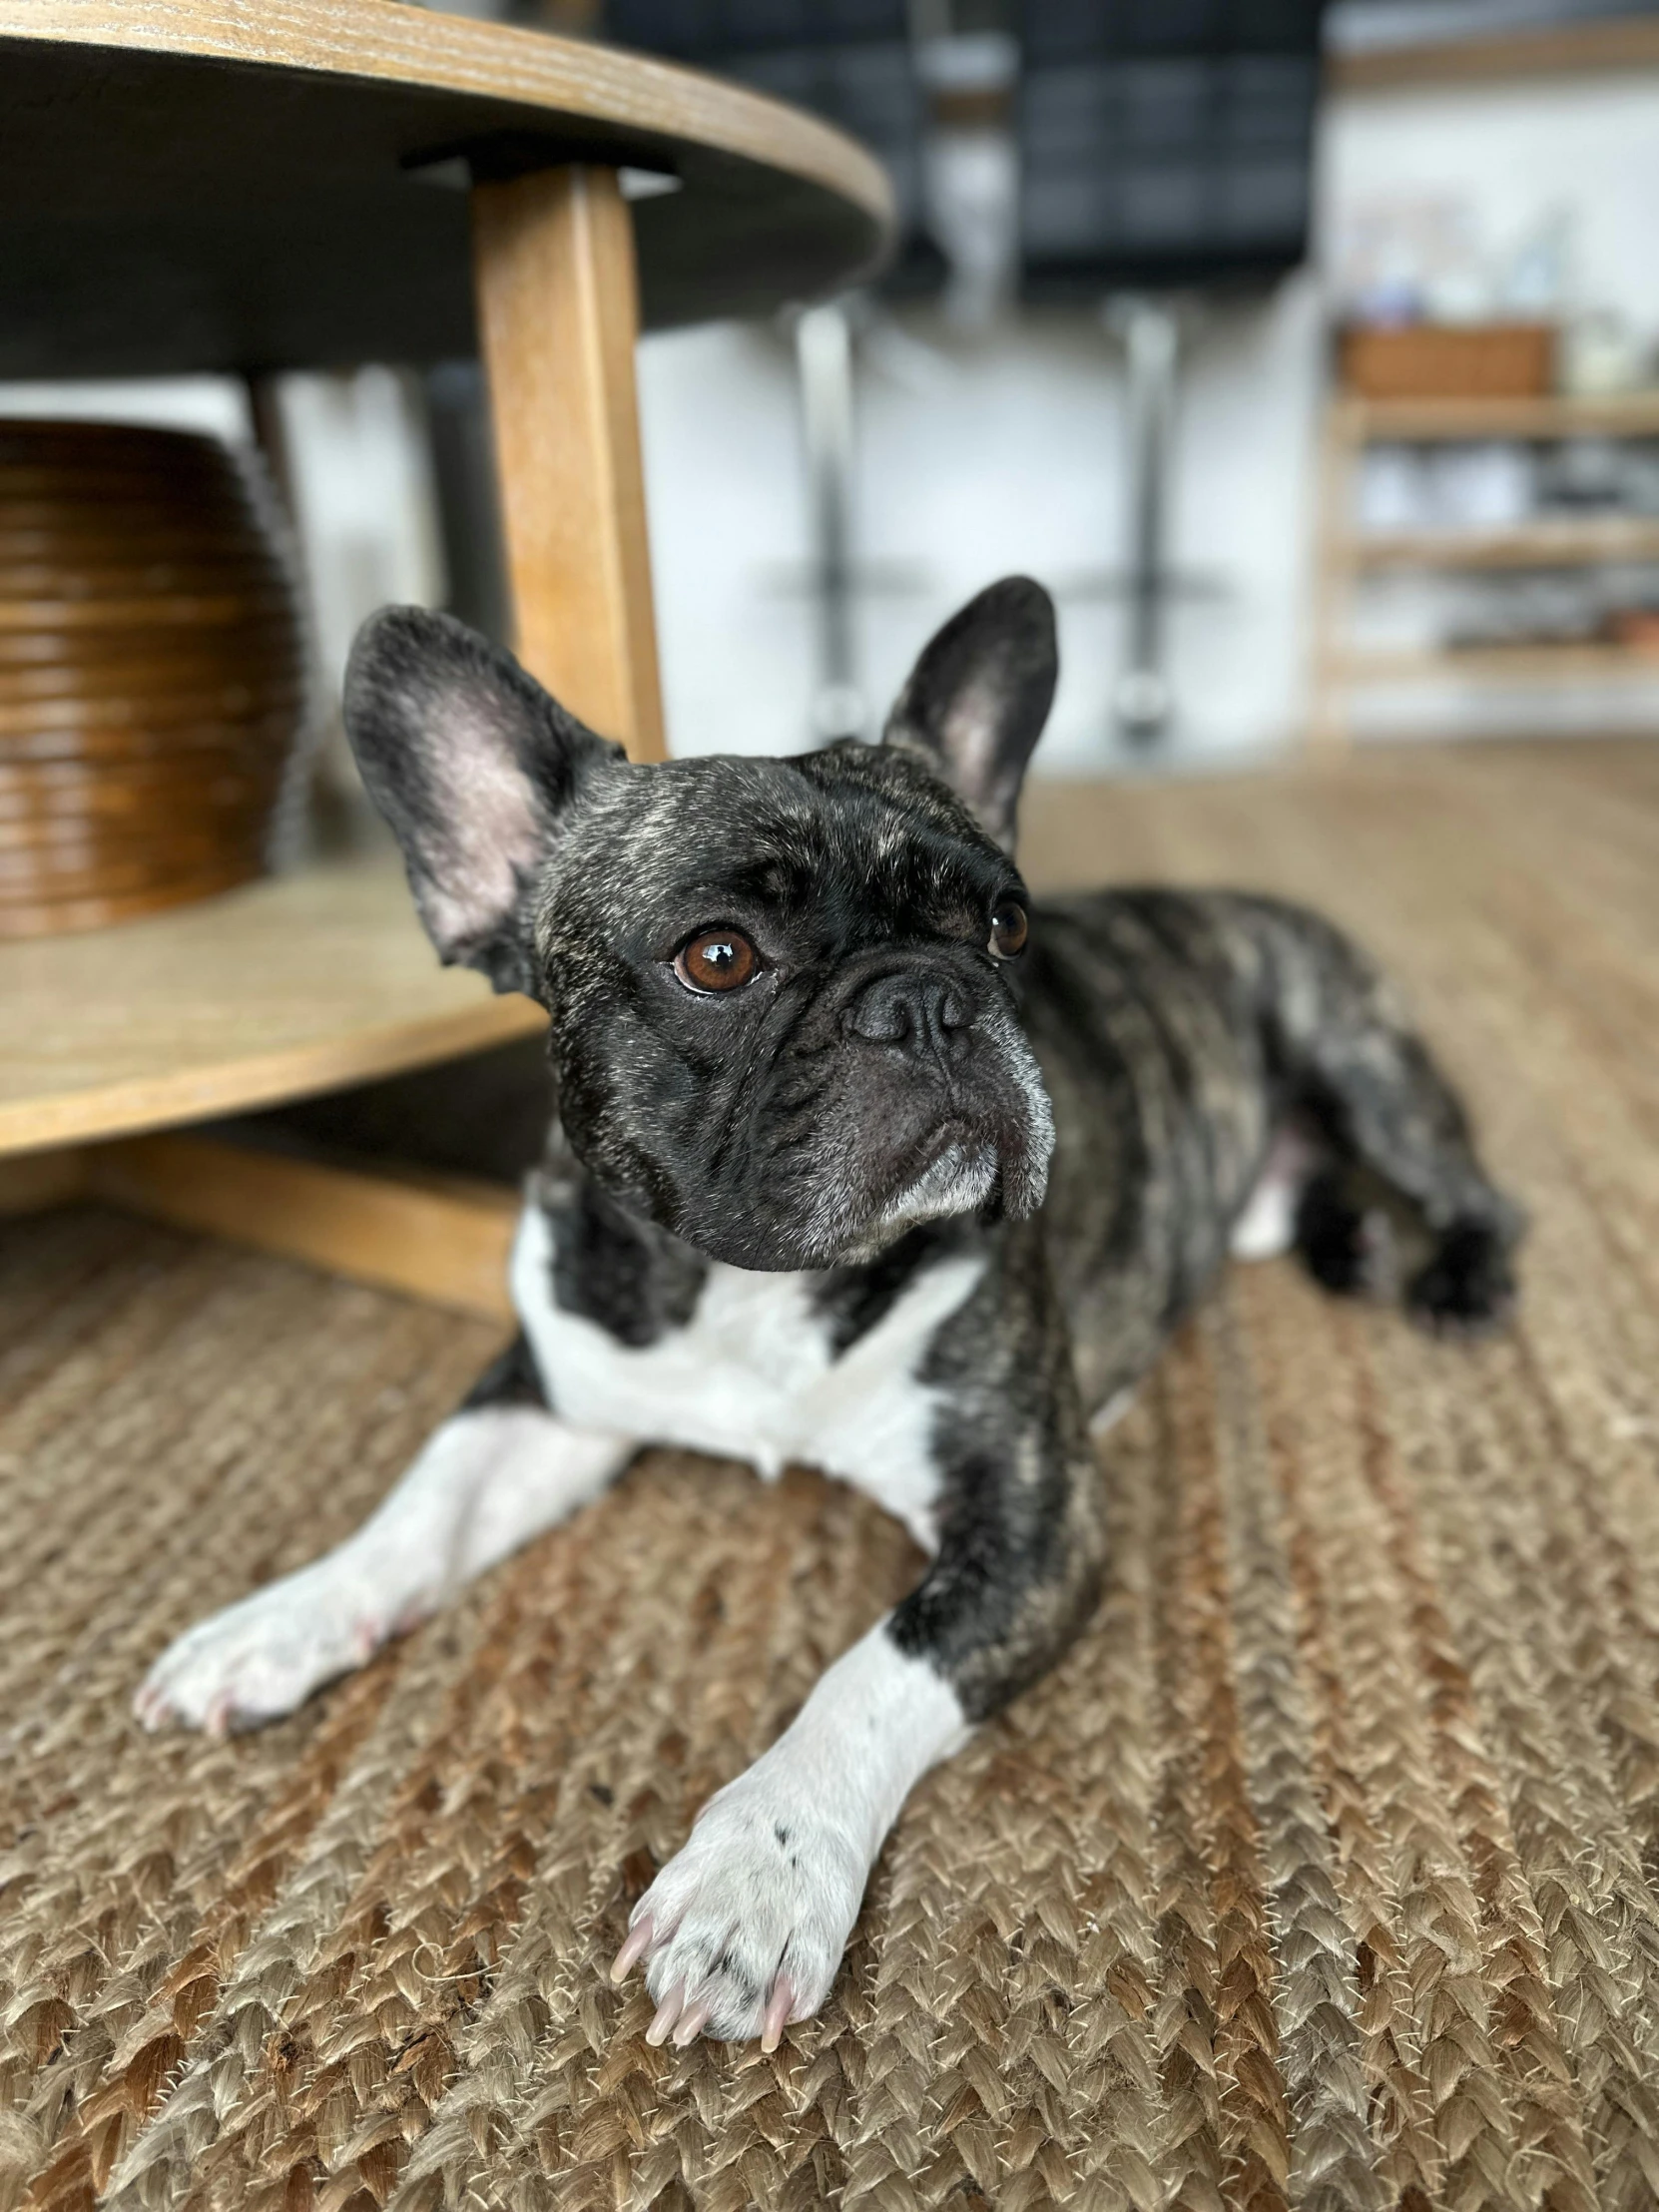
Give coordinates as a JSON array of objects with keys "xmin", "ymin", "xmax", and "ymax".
[
  {"xmin": 989, "ymin": 900, "xmax": 1028, "ymax": 959},
  {"xmin": 675, "ymin": 927, "xmax": 758, "ymax": 993}
]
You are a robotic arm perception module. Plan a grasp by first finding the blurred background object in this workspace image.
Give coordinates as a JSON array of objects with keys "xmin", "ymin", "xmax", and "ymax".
[
  {"xmin": 0, "ymin": 417, "xmax": 309, "ymax": 937},
  {"xmin": 13, "ymin": 0, "xmax": 1659, "ymax": 809}
]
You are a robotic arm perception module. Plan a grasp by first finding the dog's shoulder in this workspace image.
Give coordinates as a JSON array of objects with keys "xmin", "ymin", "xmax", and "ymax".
[{"xmin": 530, "ymin": 1122, "xmax": 708, "ymax": 1350}]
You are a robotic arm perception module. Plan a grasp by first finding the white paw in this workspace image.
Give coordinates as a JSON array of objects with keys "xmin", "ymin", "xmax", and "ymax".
[
  {"xmin": 134, "ymin": 1555, "xmax": 403, "ymax": 1737},
  {"xmin": 611, "ymin": 1769, "xmax": 868, "ymax": 2048}
]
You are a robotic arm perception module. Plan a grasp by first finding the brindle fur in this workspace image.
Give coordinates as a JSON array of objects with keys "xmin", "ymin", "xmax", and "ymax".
[{"xmin": 346, "ymin": 582, "xmax": 1521, "ymax": 1729}]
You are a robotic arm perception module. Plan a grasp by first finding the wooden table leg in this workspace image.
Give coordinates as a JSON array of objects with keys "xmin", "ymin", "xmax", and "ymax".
[{"xmin": 471, "ymin": 165, "xmax": 668, "ymax": 763}]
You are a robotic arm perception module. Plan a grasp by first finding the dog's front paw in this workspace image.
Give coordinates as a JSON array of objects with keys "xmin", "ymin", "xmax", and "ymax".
[
  {"xmin": 611, "ymin": 1770, "xmax": 868, "ymax": 2049},
  {"xmin": 134, "ymin": 1555, "xmax": 401, "ymax": 1737}
]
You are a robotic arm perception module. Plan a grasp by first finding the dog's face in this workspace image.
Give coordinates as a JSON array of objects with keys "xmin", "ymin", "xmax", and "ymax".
[{"xmin": 343, "ymin": 580, "xmax": 1059, "ymax": 1270}]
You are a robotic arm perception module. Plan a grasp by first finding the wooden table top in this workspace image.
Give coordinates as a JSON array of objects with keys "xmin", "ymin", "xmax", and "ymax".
[
  {"xmin": 0, "ymin": 0, "xmax": 893, "ymax": 377},
  {"xmin": 0, "ymin": 855, "xmax": 547, "ymax": 1155}
]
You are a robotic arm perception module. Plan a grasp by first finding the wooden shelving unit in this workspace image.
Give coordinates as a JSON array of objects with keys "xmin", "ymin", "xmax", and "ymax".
[
  {"xmin": 1328, "ymin": 13, "xmax": 1659, "ymax": 93},
  {"xmin": 1353, "ymin": 520, "xmax": 1659, "ymax": 572},
  {"xmin": 1311, "ymin": 392, "xmax": 1659, "ymax": 746},
  {"xmin": 1343, "ymin": 393, "xmax": 1659, "ymax": 441},
  {"xmin": 1333, "ymin": 643, "xmax": 1659, "ymax": 683}
]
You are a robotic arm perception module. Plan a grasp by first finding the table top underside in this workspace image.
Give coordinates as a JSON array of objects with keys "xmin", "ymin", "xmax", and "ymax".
[{"xmin": 0, "ymin": 2, "xmax": 891, "ymax": 376}]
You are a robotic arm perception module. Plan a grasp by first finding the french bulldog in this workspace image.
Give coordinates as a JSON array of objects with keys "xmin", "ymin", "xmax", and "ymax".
[{"xmin": 136, "ymin": 579, "xmax": 1522, "ymax": 2053}]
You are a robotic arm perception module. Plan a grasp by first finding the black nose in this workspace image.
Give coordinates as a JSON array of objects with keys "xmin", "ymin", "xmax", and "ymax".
[{"xmin": 845, "ymin": 970, "xmax": 972, "ymax": 1065}]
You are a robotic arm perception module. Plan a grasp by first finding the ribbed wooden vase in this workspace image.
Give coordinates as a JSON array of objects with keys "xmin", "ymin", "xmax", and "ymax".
[{"xmin": 0, "ymin": 419, "xmax": 306, "ymax": 938}]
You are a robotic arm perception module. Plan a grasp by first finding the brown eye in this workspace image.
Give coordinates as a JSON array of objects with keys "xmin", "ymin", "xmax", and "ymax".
[
  {"xmin": 989, "ymin": 900, "xmax": 1028, "ymax": 959},
  {"xmin": 675, "ymin": 926, "xmax": 758, "ymax": 993}
]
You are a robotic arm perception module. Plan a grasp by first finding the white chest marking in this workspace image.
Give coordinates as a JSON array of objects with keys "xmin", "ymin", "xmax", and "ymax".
[
  {"xmin": 1230, "ymin": 1123, "xmax": 1316, "ymax": 1262},
  {"xmin": 510, "ymin": 1209, "xmax": 984, "ymax": 1550}
]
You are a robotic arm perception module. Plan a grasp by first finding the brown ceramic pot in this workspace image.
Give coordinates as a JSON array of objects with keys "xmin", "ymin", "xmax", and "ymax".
[{"xmin": 0, "ymin": 419, "xmax": 307, "ymax": 937}]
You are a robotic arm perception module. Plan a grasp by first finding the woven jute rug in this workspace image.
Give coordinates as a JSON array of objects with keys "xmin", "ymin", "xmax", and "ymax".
[{"xmin": 6, "ymin": 742, "xmax": 1659, "ymax": 2212}]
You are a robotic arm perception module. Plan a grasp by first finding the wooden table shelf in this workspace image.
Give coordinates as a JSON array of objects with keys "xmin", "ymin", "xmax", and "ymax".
[
  {"xmin": 0, "ymin": 853, "xmax": 546, "ymax": 1159},
  {"xmin": 0, "ymin": 0, "xmax": 891, "ymax": 374}
]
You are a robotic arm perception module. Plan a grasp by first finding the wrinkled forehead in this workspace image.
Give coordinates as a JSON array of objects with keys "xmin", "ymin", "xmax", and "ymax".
[{"xmin": 548, "ymin": 752, "xmax": 1012, "ymax": 943}]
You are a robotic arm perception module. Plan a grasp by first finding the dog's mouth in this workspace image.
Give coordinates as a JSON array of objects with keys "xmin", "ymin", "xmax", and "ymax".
[
  {"xmin": 903, "ymin": 1115, "xmax": 977, "ymax": 1182},
  {"xmin": 829, "ymin": 1113, "xmax": 1014, "ymax": 1264},
  {"xmin": 762, "ymin": 999, "xmax": 1057, "ymax": 1268}
]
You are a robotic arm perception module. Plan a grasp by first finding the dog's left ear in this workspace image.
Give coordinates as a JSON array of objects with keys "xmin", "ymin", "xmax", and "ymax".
[
  {"xmin": 343, "ymin": 607, "xmax": 622, "ymax": 999},
  {"xmin": 883, "ymin": 576, "xmax": 1058, "ymax": 848}
]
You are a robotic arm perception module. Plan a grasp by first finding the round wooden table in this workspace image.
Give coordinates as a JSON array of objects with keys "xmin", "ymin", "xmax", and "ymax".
[{"xmin": 0, "ymin": 1, "xmax": 890, "ymax": 1295}]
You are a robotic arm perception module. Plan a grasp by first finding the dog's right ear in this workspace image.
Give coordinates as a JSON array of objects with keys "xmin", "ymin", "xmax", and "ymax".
[{"xmin": 343, "ymin": 608, "xmax": 622, "ymax": 999}]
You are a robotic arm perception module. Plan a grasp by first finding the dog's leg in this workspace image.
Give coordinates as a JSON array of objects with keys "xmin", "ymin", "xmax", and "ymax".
[
  {"xmin": 1294, "ymin": 1011, "xmax": 1522, "ymax": 1332},
  {"xmin": 1230, "ymin": 1120, "xmax": 1320, "ymax": 1261},
  {"xmin": 136, "ymin": 1337, "xmax": 634, "ymax": 1736},
  {"xmin": 1244, "ymin": 901, "xmax": 1525, "ymax": 1332},
  {"xmin": 611, "ymin": 1618, "xmax": 973, "ymax": 2049},
  {"xmin": 614, "ymin": 1237, "xmax": 1106, "ymax": 2048}
]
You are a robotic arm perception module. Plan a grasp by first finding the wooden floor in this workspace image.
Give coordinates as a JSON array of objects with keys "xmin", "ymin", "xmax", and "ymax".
[{"xmin": 6, "ymin": 741, "xmax": 1659, "ymax": 2212}]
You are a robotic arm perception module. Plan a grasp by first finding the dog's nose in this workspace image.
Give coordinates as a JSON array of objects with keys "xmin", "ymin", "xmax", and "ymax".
[{"xmin": 845, "ymin": 970, "xmax": 971, "ymax": 1064}]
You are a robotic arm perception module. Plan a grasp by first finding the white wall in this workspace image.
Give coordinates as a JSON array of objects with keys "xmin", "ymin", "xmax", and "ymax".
[
  {"xmin": 0, "ymin": 377, "xmax": 252, "ymax": 443},
  {"xmin": 639, "ymin": 285, "xmax": 1323, "ymax": 774},
  {"xmin": 640, "ymin": 57, "xmax": 1659, "ymax": 767},
  {"xmin": 1321, "ymin": 70, "xmax": 1659, "ymax": 335},
  {"xmin": 272, "ymin": 370, "xmax": 448, "ymax": 692}
]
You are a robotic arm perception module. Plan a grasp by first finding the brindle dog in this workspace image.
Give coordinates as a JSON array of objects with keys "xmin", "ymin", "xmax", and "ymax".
[{"xmin": 138, "ymin": 579, "xmax": 1521, "ymax": 2051}]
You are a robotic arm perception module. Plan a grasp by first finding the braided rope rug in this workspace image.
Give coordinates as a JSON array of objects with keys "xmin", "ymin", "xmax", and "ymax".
[{"xmin": 6, "ymin": 741, "xmax": 1659, "ymax": 2212}]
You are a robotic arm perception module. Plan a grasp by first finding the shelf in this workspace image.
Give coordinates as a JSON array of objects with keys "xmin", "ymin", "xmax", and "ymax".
[
  {"xmin": 1329, "ymin": 15, "xmax": 1659, "ymax": 94},
  {"xmin": 1351, "ymin": 520, "xmax": 1659, "ymax": 570},
  {"xmin": 1336, "ymin": 394, "xmax": 1659, "ymax": 444},
  {"xmin": 1315, "ymin": 386, "xmax": 1659, "ymax": 742},
  {"xmin": 1329, "ymin": 644, "xmax": 1659, "ymax": 683},
  {"xmin": 0, "ymin": 856, "xmax": 546, "ymax": 1156}
]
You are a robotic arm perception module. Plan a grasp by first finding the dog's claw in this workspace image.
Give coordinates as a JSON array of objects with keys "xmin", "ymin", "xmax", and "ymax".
[
  {"xmin": 647, "ymin": 1979, "xmax": 686, "ymax": 2047},
  {"xmin": 611, "ymin": 1913, "xmax": 655, "ymax": 1984},
  {"xmin": 761, "ymin": 1976, "xmax": 794, "ymax": 2054},
  {"xmin": 673, "ymin": 1996, "xmax": 712, "ymax": 2047}
]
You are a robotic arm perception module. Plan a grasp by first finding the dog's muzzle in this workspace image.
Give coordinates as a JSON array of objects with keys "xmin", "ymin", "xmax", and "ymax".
[{"xmin": 805, "ymin": 965, "xmax": 1055, "ymax": 1261}]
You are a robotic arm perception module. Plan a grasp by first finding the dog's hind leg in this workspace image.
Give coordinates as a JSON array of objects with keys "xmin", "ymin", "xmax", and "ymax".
[
  {"xmin": 1230, "ymin": 1120, "xmax": 1322, "ymax": 1262},
  {"xmin": 1296, "ymin": 1023, "xmax": 1522, "ymax": 1332},
  {"xmin": 135, "ymin": 1335, "xmax": 635, "ymax": 1736},
  {"xmin": 1241, "ymin": 898, "xmax": 1525, "ymax": 1333}
]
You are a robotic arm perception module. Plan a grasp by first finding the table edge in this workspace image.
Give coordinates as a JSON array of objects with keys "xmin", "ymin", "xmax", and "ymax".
[
  {"xmin": 0, "ymin": 990, "xmax": 548, "ymax": 1158},
  {"xmin": 0, "ymin": 0, "xmax": 894, "ymax": 247}
]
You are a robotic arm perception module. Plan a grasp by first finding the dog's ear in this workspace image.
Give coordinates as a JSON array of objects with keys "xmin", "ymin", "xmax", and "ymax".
[
  {"xmin": 882, "ymin": 577, "xmax": 1058, "ymax": 848},
  {"xmin": 343, "ymin": 607, "xmax": 621, "ymax": 998}
]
